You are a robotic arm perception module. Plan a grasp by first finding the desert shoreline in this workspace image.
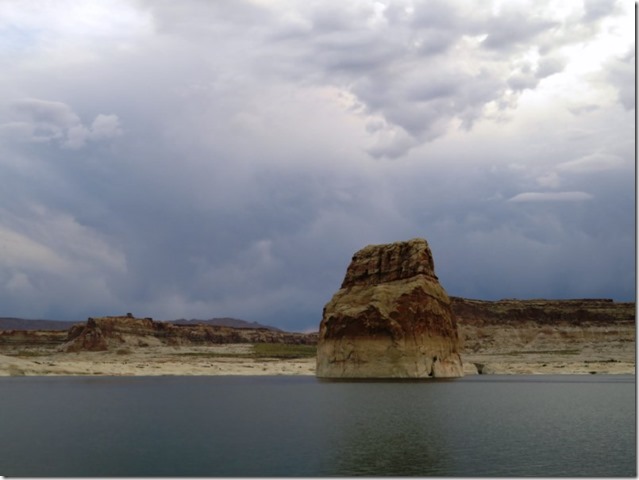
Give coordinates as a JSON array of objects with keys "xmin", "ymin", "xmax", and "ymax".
[{"xmin": 0, "ymin": 344, "xmax": 634, "ymax": 377}]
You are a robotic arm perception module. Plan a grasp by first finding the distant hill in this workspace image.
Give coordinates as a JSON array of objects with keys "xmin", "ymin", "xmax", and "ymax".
[
  {"xmin": 0, "ymin": 316, "xmax": 282, "ymax": 332},
  {"xmin": 0, "ymin": 318, "xmax": 79, "ymax": 331}
]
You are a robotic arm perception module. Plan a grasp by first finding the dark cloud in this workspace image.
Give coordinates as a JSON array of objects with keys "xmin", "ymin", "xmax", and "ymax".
[
  {"xmin": 481, "ymin": 13, "xmax": 559, "ymax": 52},
  {"xmin": 604, "ymin": 48, "xmax": 635, "ymax": 111},
  {"xmin": 536, "ymin": 55, "xmax": 567, "ymax": 78},
  {"xmin": 0, "ymin": 0, "xmax": 634, "ymax": 330},
  {"xmin": 582, "ymin": 0, "xmax": 619, "ymax": 23},
  {"xmin": 2, "ymin": 98, "xmax": 121, "ymax": 149}
]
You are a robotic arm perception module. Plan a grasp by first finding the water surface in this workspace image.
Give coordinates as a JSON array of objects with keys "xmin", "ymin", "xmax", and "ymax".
[{"xmin": 0, "ymin": 375, "xmax": 634, "ymax": 476}]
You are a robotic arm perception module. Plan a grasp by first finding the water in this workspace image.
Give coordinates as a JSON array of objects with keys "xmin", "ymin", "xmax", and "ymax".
[{"xmin": 0, "ymin": 375, "xmax": 634, "ymax": 477}]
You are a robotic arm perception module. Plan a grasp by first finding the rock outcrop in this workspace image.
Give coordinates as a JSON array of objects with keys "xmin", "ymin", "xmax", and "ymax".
[
  {"xmin": 60, "ymin": 315, "xmax": 316, "ymax": 352},
  {"xmin": 316, "ymin": 238, "xmax": 463, "ymax": 378}
]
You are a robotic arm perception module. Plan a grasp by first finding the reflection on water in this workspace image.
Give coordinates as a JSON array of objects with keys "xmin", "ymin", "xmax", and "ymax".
[{"xmin": 322, "ymin": 383, "xmax": 450, "ymax": 476}]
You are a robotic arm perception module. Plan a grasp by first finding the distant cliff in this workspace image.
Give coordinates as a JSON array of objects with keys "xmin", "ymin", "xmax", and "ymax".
[
  {"xmin": 0, "ymin": 315, "xmax": 316, "ymax": 351},
  {"xmin": 450, "ymin": 297, "xmax": 635, "ymax": 326},
  {"xmin": 451, "ymin": 297, "xmax": 635, "ymax": 357},
  {"xmin": 61, "ymin": 316, "xmax": 316, "ymax": 352}
]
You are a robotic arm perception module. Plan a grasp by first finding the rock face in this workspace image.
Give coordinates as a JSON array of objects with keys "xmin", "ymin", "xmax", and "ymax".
[
  {"xmin": 451, "ymin": 297, "xmax": 636, "ymax": 358},
  {"xmin": 450, "ymin": 297, "xmax": 635, "ymax": 326},
  {"xmin": 317, "ymin": 238, "xmax": 463, "ymax": 378}
]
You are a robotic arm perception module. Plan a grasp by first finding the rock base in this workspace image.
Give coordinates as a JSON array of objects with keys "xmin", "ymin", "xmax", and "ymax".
[{"xmin": 317, "ymin": 338, "xmax": 463, "ymax": 378}]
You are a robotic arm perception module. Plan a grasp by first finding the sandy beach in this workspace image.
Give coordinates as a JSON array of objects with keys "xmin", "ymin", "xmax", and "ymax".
[{"xmin": 0, "ymin": 343, "xmax": 633, "ymax": 376}]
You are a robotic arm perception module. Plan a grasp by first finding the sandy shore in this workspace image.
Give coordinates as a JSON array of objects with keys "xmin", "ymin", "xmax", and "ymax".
[
  {"xmin": 0, "ymin": 345, "xmax": 317, "ymax": 376},
  {"xmin": 461, "ymin": 354, "xmax": 635, "ymax": 375},
  {"xmin": 0, "ymin": 343, "xmax": 634, "ymax": 377}
]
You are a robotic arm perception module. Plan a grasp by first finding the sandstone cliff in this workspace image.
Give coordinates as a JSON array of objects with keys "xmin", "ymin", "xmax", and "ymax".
[
  {"xmin": 451, "ymin": 297, "xmax": 635, "ymax": 373},
  {"xmin": 317, "ymin": 238, "xmax": 463, "ymax": 378}
]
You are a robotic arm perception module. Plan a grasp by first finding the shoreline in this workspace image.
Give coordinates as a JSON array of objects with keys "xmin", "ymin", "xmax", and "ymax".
[{"xmin": 0, "ymin": 344, "xmax": 634, "ymax": 377}]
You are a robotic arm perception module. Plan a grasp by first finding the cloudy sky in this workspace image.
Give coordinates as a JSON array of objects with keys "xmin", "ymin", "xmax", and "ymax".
[{"xmin": 0, "ymin": 0, "xmax": 634, "ymax": 330}]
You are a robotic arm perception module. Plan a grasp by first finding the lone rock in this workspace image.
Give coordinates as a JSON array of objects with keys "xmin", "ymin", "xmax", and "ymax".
[{"xmin": 316, "ymin": 238, "xmax": 463, "ymax": 378}]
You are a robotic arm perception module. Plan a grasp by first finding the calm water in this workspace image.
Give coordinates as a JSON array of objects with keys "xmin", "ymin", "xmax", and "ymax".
[{"xmin": 0, "ymin": 375, "xmax": 635, "ymax": 477}]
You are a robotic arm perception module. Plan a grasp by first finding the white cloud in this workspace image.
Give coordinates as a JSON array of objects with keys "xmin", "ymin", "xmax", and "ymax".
[
  {"xmin": 0, "ymin": 225, "xmax": 66, "ymax": 272},
  {"xmin": 0, "ymin": 0, "xmax": 152, "ymax": 68},
  {"xmin": 0, "ymin": 204, "xmax": 126, "ymax": 276},
  {"xmin": 508, "ymin": 191, "xmax": 594, "ymax": 203},
  {"xmin": 557, "ymin": 152, "xmax": 626, "ymax": 173},
  {"xmin": 89, "ymin": 114, "xmax": 123, "ymax": 140}
]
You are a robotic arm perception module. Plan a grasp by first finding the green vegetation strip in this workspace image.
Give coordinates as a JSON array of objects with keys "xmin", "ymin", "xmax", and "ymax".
[
  {"xmin": 172, "ymin": 343, "xmax": 317, "ymax": 359},
  {"xmin": 252, "ymin": 343, "xmax": 316, "ymax": 359}
]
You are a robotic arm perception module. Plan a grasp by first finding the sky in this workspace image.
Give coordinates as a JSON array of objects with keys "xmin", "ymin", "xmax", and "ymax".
[{"xmin": 0, "ymin": 0, "xmax": 635, "ymax": 331}]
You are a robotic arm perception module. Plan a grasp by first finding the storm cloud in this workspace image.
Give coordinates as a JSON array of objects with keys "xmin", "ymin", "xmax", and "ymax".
[{"xmin": 0, "ymin": 0, "xmax": 634, "ymax": 330}]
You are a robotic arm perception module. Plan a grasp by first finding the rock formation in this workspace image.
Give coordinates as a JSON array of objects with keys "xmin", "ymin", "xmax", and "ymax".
[
  {"xmin": 316, "ymin": 238, "xmax": 463, "ymax": 378},
  {"xmin": 58, "ymin": 315, "xmax": 316, "ymax": 352},
  {"xmin": 0, "ymin": 329, "xmax": 68, "ymax": 347}
]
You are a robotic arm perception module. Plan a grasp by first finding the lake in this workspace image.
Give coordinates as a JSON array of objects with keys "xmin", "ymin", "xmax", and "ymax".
[{"xmin": 0, "ymin": 375, "xmax": 635, "ymax": 477}]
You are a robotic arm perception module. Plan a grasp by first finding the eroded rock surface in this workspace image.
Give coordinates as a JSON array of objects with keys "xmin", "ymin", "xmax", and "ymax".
[{"xmin": 317, "ymin": 238, "xmax": 463, "ymax": 378}]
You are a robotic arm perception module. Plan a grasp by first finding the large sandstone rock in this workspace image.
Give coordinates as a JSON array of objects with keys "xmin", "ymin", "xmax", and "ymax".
[{"xmin": 317, "ymin": 238, "xmax": 463, "ymax": 378}]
